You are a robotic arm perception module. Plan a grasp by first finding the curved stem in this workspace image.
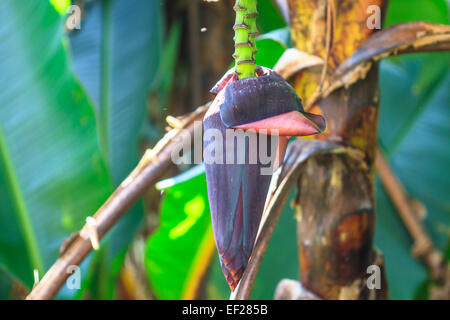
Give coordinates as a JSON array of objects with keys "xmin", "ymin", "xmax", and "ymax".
[{"xmin": 233, "ymin": 0, "xmax": 258, "ymax": 79}]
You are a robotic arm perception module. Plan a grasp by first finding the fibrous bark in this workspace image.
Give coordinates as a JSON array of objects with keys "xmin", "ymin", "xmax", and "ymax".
[{"xmin": 288, "ymin": 0, "xmax": 388, "ymax": 299}]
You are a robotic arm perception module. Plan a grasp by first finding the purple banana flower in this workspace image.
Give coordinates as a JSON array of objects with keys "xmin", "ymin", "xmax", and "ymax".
[{"xmin": 204, "ymin": 66, "xmax": 325, "ymax": 290}]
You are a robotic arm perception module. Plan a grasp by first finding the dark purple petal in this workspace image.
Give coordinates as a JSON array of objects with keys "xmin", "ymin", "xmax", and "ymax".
[{"xmin": 219, "ymin": 75, "xmax": 304, "ymax": 127}]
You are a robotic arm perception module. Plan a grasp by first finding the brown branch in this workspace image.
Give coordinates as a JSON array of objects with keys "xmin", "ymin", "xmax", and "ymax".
[
  {"xmin": 26, "ymin": 103, "xmax": 209, "ymax": 300},
  {"xmin": 375, "ymin": 148, "xmax": 447, "ymax": 283}
]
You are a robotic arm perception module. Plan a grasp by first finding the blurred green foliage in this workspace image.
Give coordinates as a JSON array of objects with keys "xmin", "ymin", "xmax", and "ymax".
[
  {"xmin": 376, "ymin": 53, "xmax": 450, "ymax": 299},
  {"xmin": 0, "ymin": 0, "xmax": 112, "ymax": 291}
]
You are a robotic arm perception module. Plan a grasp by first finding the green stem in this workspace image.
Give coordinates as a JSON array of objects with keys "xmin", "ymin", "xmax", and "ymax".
[{"xmin": 233, "ymin": 0, "xmax": 258, "ymax": 79}]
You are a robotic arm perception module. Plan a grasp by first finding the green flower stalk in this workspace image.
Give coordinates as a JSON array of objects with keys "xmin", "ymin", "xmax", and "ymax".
[{"xmin": 233, "ymin": 0, "xmax": 258, "ymax": 79}]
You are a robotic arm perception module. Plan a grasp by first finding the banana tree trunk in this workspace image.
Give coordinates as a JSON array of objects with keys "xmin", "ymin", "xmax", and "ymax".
[{"xmin": 288, "ymin": 0, "xmax": 388, "ymax": 299}]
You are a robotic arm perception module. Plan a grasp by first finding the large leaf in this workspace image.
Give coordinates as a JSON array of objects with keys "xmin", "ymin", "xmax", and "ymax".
[
  {"xmin": 0, "ymin": 1, "xmax": 112, "ymax": 289},
  {"xmin": 145, "ymin": 165, "xmax": 216, "ymax": 300},
  {"xmin": 375, "ymin": 53, "xmax": 450, "ymax": 299},
  {"xmin": 69, "ymin": 0, "xmax": 162, "ymax": 185},
  {"xmin": 68, "ymin": 0, "xmax": 162, "ymax": 297}
]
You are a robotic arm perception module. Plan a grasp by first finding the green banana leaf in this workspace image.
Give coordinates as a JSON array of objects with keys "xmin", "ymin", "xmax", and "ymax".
[
  {"xmin": 0, "ymin": 0, "xmax": 112, "ymax": 292},
  {"xmin": 68, "ymin": 0, "xmax": 163, "ymax": 298},
  {"xmin": 69, "ymin": 0, "xmax": 162, "ymax": 185}
]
